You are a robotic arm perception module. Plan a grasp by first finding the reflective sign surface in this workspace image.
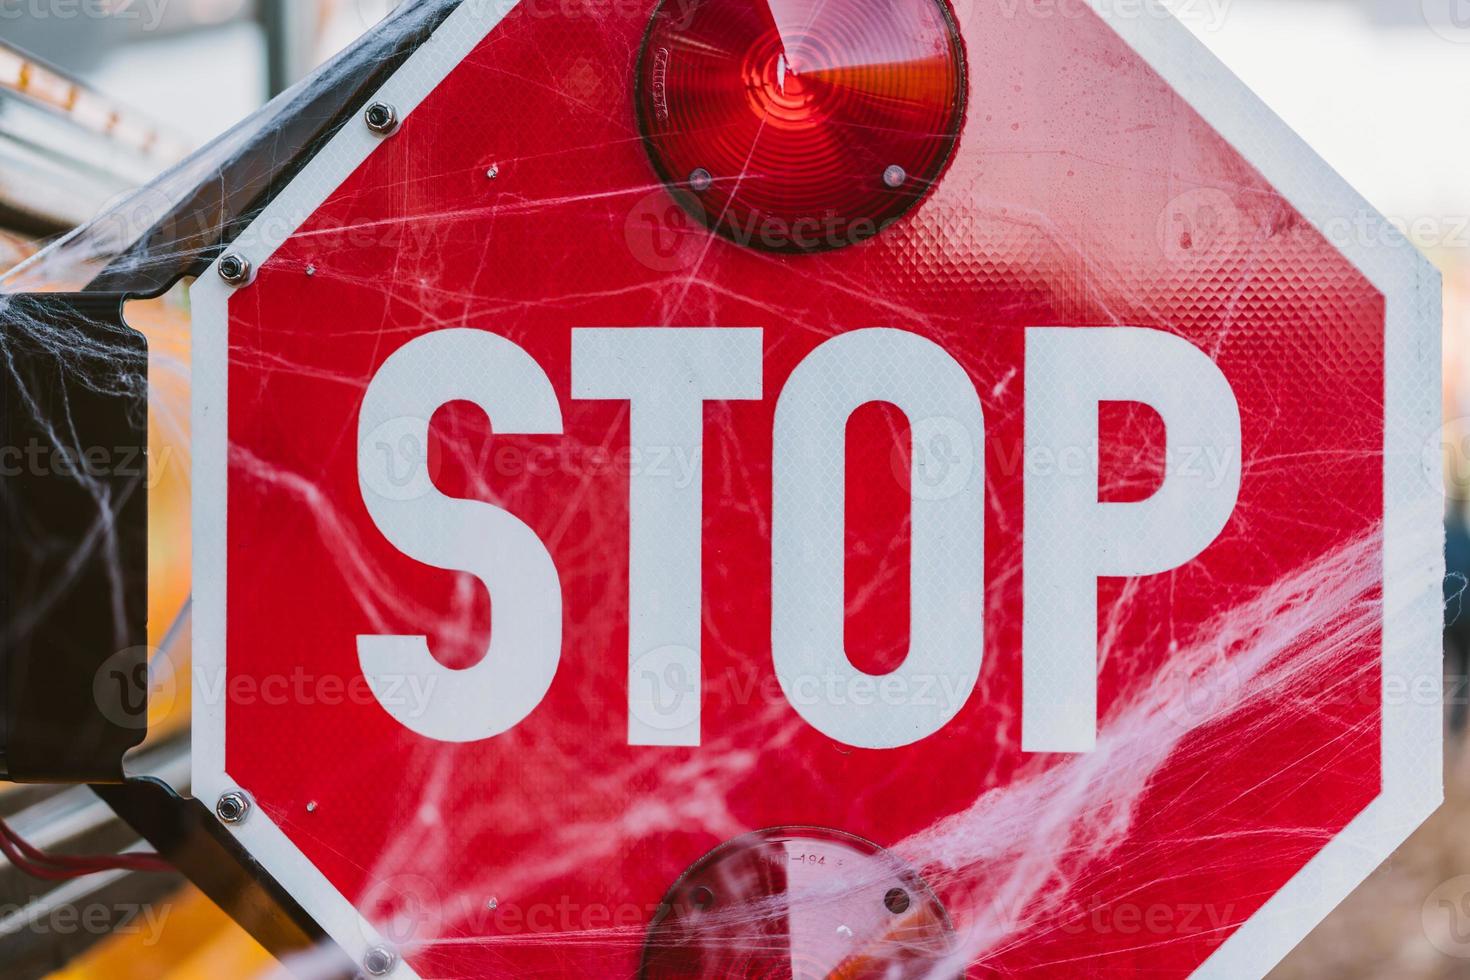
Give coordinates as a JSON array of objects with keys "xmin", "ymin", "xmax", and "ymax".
[{"xmin": 191, "ymin": 1, "xmax": 1443, "ymax": 976}]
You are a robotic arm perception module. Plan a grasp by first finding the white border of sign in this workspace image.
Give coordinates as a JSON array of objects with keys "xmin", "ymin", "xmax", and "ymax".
[{"xmin": 189, "ymin": 1, "xmax": 1444, "ymax": 976}]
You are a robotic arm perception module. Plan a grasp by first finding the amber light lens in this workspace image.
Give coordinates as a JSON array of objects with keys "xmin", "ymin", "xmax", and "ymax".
[{"xmin": 636, "ymin": 0, "xmax": 967, "ymax": 254}]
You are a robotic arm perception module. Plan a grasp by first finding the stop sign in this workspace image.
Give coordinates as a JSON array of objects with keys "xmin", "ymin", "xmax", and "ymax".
[{"xmin": 191, "ymin": 0, "xmax": 1443, "ymax": 977}]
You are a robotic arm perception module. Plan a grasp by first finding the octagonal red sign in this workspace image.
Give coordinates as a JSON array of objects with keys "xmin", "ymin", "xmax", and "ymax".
[{"xmin": 191, "ymin": 1, "xmax": 1443, "ymax": 977}]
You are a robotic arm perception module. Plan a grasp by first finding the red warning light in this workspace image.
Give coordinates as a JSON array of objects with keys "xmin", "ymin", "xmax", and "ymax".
[{"xmin": 636, "ymin": 0, "xmax": 967, "ymax": 254}]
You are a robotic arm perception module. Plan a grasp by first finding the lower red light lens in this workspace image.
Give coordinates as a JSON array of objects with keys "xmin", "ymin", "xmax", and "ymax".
[{"xmin": 636, "ymin": 0, "xmax": 967, "ymax": 254}]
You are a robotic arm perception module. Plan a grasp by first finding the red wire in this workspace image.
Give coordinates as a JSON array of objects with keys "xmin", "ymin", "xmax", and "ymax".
[
  {"xmin": 0, "ymin": 815, "xmax": 173, "ymax": 878},
  {"xmin": 0, "ymin": 821, "xmax": 168, "ymax": 872},
  {"xmin": 0, "ymin": 834, "xmax": 84, "ymax": 881},
  {"xmin": 0, "ymin": 820, "xmax": 173, "ymax": 877}
]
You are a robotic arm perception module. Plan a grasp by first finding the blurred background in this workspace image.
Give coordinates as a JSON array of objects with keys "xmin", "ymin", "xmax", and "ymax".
[{"xmin": 0, "ymin": 0, "xmax": 1468, "ymax": 976}]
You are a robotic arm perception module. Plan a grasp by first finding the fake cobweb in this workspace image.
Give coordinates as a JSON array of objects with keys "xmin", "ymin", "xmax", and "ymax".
[{"xmin": 0, "ymin": 1, "xmax": 1446, "ymax": 978}]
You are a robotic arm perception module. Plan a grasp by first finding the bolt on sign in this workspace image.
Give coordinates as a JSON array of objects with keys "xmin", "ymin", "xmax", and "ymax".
[{"xmin": 191, "ymin": 0, "xmax": 1443, "ymax": 976}]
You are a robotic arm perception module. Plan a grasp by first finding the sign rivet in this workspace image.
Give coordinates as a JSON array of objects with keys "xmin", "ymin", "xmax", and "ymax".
[
  {"xmin": 216, "ymin": 791, "xmax": 251, "ymax": 825},
  {"xmin": 882, "ymin": 164, "xmax": 908, "ymax": 189},
  {"xmin": 217, "ymin": 254, "xmax": 252, "ymax": 286},
  {"xmin": 688, "ymin": 167, "xmax": 713, "ymax": 193},
  {"xmin": 363, "ymin": 946, "xmax": 397, "ymax": 976},
  {"xmin": 365, "ymin": 102, "xmax": 400, "ymax": 136}
]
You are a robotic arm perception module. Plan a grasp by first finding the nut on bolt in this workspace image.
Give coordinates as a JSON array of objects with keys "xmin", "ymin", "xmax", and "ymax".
[
  {"xmin": 363, "ymin": 946, "xmax": 397, "ymax": 976},
  {"xmin": 217, "ymin": 253, "xmax": 252, "ymax": 286},
  {"xmin": 365, "ymin": 101, "xmax": 400, "ymax": 136},
  {"xmin": 215, "ymin": 790, "xmax": 251, "ymax": 825}
]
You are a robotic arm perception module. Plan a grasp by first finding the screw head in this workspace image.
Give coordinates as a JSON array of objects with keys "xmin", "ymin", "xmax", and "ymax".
[
  {"xmin": 215, "ymin": 791, "xmax": 251, "ymax": 825},
  {"xmin": 217, "ymin": 253, "xmax": 252, "ymax": 286},
  {"xmin": 883, "ymin": 886, "xmax": 911, "ymax": 915},
  {"xmin": 365, "ymin": 102, "xmax": 400, "ymax": 136},
  {"xmin": 688, "ymin": 167, "xmax": 713, "ymax": 193},
  {"xmin": 363, "ymin": 945, "xmax": 397, "ymax": 976},
  {"xmin": 882, "ymin": 164, "xmax": 908, "ymax": 189}
]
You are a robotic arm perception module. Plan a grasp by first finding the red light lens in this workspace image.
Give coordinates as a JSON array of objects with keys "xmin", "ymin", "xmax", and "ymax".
[{"xmin": 636, "ymin": 0, "xmax": 967, "ymax": 254}]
